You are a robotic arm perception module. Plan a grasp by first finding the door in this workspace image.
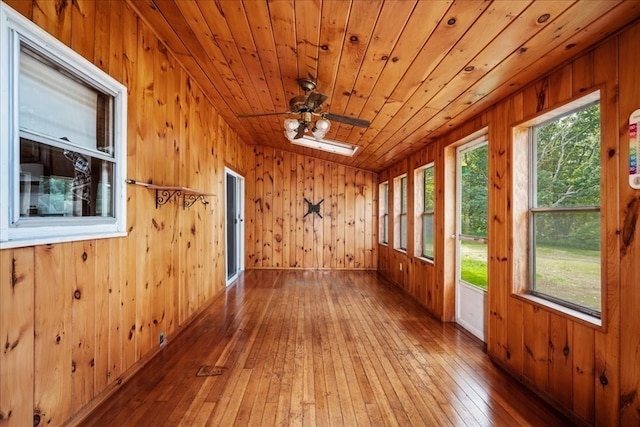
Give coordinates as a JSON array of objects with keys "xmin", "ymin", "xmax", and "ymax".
[
  {"xmin": 455, "ymin": 139, "xmax": 488, "ymax": 341},
  {"xmin": 225, "ymin": 168, "xmax": 244, "ymax": 284}
]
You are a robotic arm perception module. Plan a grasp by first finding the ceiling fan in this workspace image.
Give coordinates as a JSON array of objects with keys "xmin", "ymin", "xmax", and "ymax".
[{"xmin": 237, "ymin": 78, "xmax": 370, "ymax": 140}]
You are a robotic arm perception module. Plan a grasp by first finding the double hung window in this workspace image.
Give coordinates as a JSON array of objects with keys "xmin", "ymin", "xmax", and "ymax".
[
  {"xmin": 528, "ymin": 99, "xmax": 602, "ymax": 317},
  {"xmin": 415, "ymin": 164, "xmax": 435, "ymax": 260},
  {"xmin": 379, "ymin": 182, "xmax": 389, "ymax": 244},
  {"xmin": 1, "ymin": 4, "xmax": 127, "ymax": 247},
  {"xmin": 394, "ymin": 175, "xmax": 407, "ymax": 251}
]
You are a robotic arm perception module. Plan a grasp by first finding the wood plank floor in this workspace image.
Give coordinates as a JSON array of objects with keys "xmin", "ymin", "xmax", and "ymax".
[{"xmin": 86, "ymin": 270, "xmax": 572, "ymax": 426}]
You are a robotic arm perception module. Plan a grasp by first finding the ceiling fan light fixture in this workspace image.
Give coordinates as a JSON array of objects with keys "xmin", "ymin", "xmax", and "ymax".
[
  {"xmin": 284, "ymin": 129, "xmax": 298, "ymax": 140},
  {"xmin": 284, "ymin": 118, "xmax": 299, "ymax": 131},
  {"xmin": 312, "ymin": 118, "xmax": 331, "ymax": 140},
  {"xmin": 284, "ymin": 118, "xmax": 300, "ymax": 140}
]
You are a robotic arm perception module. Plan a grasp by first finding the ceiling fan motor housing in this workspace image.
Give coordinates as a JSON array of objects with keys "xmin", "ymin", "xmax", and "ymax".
[
  {"xmin": 298, "ymin": 78, "xmax": 317, "ymax": 92},
  {"xmin": 289, "ymin": 95, "xmax": 309, "ymax": 113}
]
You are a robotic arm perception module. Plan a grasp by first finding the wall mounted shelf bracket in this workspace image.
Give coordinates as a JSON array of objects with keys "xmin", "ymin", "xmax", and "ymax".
[
  {"xmin": 183, "ymin": 193, "xmax": 209, "ymax": 209},
  {"xmin": 126, "ymin": 179, "xmax": 212, "ymax": 210}
]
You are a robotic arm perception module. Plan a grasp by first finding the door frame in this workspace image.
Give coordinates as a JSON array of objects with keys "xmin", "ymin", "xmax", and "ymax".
[
  {"xmin": 452, "ymin": 134, "xmax": 489, "ymax": 342},
  {"xmin": 224, "ymin": 167, "xmax": 244, "ymax": 285}
]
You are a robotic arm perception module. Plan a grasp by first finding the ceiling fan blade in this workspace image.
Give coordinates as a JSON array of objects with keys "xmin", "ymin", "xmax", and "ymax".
[
  {"xmin": 323, "ymin": 113, "xmax": 370, "ymax": 128},
  {"xmin": 294, "ymin": 122, "xmax": 306, "ymax": 139},
  {"xmin": 237, "ymin": 111, "xmax": 290, "ymax": 118},
  {"xmin": 306, "ymin": 92, "xmax": 328, "ymax": 111}
]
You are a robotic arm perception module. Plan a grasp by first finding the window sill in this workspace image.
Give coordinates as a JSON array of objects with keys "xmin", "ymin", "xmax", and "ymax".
[
  {"xmin": 378, "ymin": 242, "xmax": 389, "ymax": 246},
  {"xmin": 394, "ymin": 248, "xmax": 407, "ymax": 254},
  {"xmin": 415, "ymin": 256, "xmax": 434, "ymax": 265},
  {"xmin": 0, "ymin": 231, "xmax": 127, "ymax": 249},
  {"xmin": 512, "ymin": 293, "xmax": 603, "ymax": 330}
]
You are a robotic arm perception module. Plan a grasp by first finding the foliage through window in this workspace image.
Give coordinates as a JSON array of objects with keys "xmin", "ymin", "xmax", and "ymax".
[
  {"xmin": 395, "ymin": 175, "xmax": 408, "ymax": 251},
  {"xmin": 530, "ymin": 100, "xmax": 601, "ymax": 317},
  {"xmin": 0, "ymin": 4, "xmax": 127, "ymax": 247},
  {"xmin": 415, "ymin": 164, "xmax": 435, "ymax": 260},
  {"xmin": 458, "ymin": 140, "xmax": 488, "ymax": 290}
]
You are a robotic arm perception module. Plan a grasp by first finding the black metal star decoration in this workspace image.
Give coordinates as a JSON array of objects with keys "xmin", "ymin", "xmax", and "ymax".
[{"xmin": 304, "ymin": 198, "xmax": 323, "ymax": 219}]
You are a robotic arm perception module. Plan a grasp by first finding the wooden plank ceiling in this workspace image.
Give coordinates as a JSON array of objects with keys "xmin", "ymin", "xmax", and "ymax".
[{"xmin": 128, "ymin": 0, "xmax": 640, "ymax": 172}]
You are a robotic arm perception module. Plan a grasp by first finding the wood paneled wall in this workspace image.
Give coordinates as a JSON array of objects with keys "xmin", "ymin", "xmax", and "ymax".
[
  {"xmin": 245, "ymin": 145, "xmax": 377, "ymax": 270},
  {"xmin": 617, "ymin": 23, "xmax": 640, "ymax": 427},
  {"xmin": 377, "ymin": 158, "xmax": 439, "ymax": 312},
  {"xmin": 377, "ymin": 21, "xmax": 640, "ymax": 426},
  {"xmin": 0, "ymin": 1, "xmax": 248, "ymax": 426}
]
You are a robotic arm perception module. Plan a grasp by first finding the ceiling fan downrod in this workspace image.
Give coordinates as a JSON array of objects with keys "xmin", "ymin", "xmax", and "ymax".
[{"xmin": 298, "ymin": 78, "xmax": 317, "ymax": 92}]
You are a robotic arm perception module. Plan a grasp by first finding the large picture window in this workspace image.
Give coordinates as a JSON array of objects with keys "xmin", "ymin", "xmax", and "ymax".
[
  {"xmin": 528, "ymin": 96, "xmax": 601, "ymax": 317},
  {"xmin": 0, "ymin": 4, "xmax": 127, "ymax": 247}
]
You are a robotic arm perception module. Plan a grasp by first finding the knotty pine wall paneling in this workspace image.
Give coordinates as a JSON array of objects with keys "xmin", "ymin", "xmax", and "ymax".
[
  {"xmin": 408, "ymin": 144, "xmax": 437, "ymax": 313},
  {"xmin": 304, "ymin": 156, "xmax": 315, "ymax": 268},
  {"xmin": 377, "ymin": 169, "xmax": 391, "ymax": 277},
  {"xmin": 589, "ymin": 38, "xmax": 619, "ymax": 427},
  {"xmin": 335, "ymin": 159, "xmax": 347, "ymax": 268},
  {"xmin": 121, "ymin": 0, "xmax": 139, "ymax": 376},
  {"xmin": 323, "ymin": 160, "xmax": 333, "ymax": 268},
  {"xmin": 390, "ymin": 159, "xmax": 409, "ymax": 290},
  {"xmin": 0, "ymin": 248, "xmax": 35, "ymax": 427},
  {"xmin": 0, "ymin": 1, "xmax": 248, "ymax": 425},
  {"xmin": 34, "ymin": 244, "xmax": 73, "ymax": 424},
  {"xmin": 272, "ymin": 149, "xmax": 284, "ymax": 268},
  {"xmin": 378, "ymin": 161, "xmax": 401, "ymax": 286},
  {"xmin": 486, "ymin": 90, "xmax": 520, "ymax": 378},
  {"xmin": 245, "ymin": 146, "xmax": 377, "ymax": 270},
  {"xmin": 617, "ymin": 23, "xmax": 640, "ymax": 427},
  {"xmin": 378, "ymin": 149, "xmax": 447, "ymax": 318},
  {"xmin": 377, "ymin": 22, "xmax": 640, "ymax": 426}
]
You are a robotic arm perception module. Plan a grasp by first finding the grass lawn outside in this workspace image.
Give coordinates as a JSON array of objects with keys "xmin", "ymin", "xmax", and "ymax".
[
  {"xmin": 460, "ymin": 240, "xmax": 488, "ymax": 290},
  {"xmin": 534, "ymin": 245, "xmax": 600, "ymax": 312},
  {"xmin": 459, "ymin": 241, "xmax": 600, "ymax": 312}
]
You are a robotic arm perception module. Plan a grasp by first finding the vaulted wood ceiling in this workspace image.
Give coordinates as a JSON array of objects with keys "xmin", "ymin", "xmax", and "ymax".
[{"xmin": 128, "ymin": 0, "xmax": 640, "ymax": 172}]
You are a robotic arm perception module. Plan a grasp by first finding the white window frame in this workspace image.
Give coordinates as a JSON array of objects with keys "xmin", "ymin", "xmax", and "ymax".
[
  {"xmin": 379, "ymin": 181, "xmax": 389, "ymax": 244},
  {"xmin": 394, "ymin": 174, "xmax": 407, "ymax": 252},
  {"xmin": 0, "ymin": 4, "xmax": 127, "ymax": 248},
  {"xmin": 415, "ymin": 163, "xmax": 435, "ymax": 261}
]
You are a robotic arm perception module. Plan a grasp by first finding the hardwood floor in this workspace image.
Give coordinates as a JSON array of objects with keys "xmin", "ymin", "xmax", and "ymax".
[{"xmin": 85, "ymin": 270, "xmax": 572, "ymax": 426}]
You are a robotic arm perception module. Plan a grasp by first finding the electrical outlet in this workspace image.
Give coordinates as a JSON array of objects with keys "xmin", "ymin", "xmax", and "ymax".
[
  {"xmin": 399, "ymin": 263, "xmax": 403, "ymax": 271},
  {"xmin": 159, "ymin": 331, "xmax": 166, "ymax": 347}
]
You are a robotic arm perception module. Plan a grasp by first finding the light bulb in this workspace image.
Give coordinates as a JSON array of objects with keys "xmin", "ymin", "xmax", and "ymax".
[
  {"xmin": 312, "ymin": 118, "xmax": 330, "ymax": 140},
  {"xmin": 284, "ymin": 118, "xmax": 299, "ymax": 131},
  {"xmin": 315, "ymin": 119, "xmax": 330, "ymax": 131}
]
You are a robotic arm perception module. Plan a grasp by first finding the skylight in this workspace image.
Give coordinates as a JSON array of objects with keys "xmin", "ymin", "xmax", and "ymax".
[{"xmin": 289, "ymin": 136, "xmax": 359, "ymax": 157}]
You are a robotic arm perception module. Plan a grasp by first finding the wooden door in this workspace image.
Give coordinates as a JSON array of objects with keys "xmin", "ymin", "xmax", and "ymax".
[{"xmin": 226, "ymin": 168, "xmax": 244, "ymax": 283}]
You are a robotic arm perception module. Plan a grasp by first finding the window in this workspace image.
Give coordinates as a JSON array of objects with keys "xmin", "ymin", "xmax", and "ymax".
[
  {"xmin": 525, "ymin": 94, "xmax": 601, "ymax": 317},
  {"xmin": 379, "ymin": 181, "xmax": 389, "ymax": 244},
  {"xmin": 414, "ymin": 164, "xmax": 435, "ymax": 260},
  {"xmin": 1, "ymin": 4, "xmax": 127, "ymax": 248},
  {"xmin": 459, "ymin": 140, "xmax": 489, "ymax": 289},
  {"xmin": 394, "ymin": 175, "xmax": 407, "ymax": 251}
]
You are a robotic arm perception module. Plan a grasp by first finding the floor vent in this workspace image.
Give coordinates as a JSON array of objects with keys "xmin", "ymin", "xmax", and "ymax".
[{"xmin": 196, "ymin": 365, "xmax": 224, "ymax": 377}]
